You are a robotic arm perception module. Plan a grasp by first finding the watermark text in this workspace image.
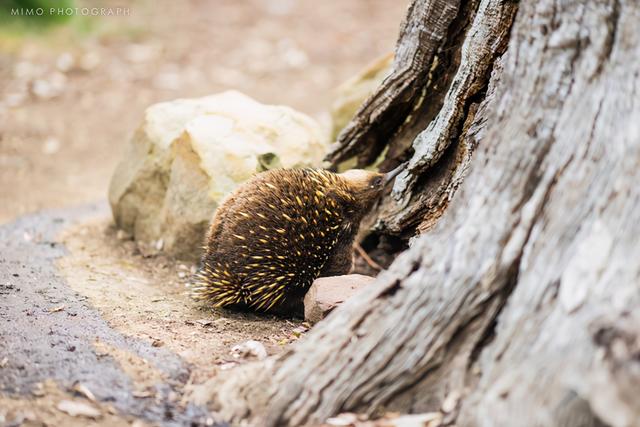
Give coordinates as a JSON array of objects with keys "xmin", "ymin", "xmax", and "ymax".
[{"xmin": 11, "ymin": 7, "xmax": 130, "ymax": 17}]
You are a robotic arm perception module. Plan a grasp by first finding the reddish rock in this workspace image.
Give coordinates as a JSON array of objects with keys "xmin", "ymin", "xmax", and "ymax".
[{"xmin": 304, "ymin": 274, "xmax": 375, "ymax": 323}]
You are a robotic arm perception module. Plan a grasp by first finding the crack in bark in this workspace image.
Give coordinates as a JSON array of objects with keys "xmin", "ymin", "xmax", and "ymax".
[
  {"xmin": 592, "ymin": 0, "xmax": 620, "ymax": 79},
  {"xmin": 392, "ymin": 0, "xmax": 518, "ymax": 199}
]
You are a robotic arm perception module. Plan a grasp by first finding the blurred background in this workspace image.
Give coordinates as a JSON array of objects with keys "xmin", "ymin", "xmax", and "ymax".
[{"xmin": 0, "ymin": 0, "xmax": 406, "ymax": 224}]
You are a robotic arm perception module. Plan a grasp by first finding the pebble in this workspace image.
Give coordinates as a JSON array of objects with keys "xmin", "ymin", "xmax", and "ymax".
[
  {"xmin": 57, "ymin": 400, "xmax": 101, "ymax": 418},
  {"xmin": 32, "ymin": 72, "xmax": 67, "ymax": 99},
  {"xmin": 56, "ymin": 52, "xmax": 75, "ymax": 72},
  {"xmin": 304, "ymin": 274, "xmax": 374, "ymax": 323},
  {"xmin": 79, "ymin": 52, "xmax": 101, "ymax": 71},
  {"xmin": 116, "ymin": 229, "xmax": 132, "ymax": 241},
  {"xmin": 231, "ymin": 340, "xmax": 267, "ymax": 360},
  {"xmin": 42, "ymin": 137, "xmax": 61, "ymax": 155}
]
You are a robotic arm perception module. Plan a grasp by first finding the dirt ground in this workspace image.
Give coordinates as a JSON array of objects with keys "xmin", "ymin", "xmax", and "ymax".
[
  {"xmin": 58, "ymin": 217, "xmax": 306, "ymax": 383},
  {"xmin": 0, "ymin": 1, "xmax": 406, "ymax": 425}
]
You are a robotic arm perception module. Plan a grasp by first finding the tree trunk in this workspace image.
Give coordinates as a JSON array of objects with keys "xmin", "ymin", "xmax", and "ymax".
[{"xmin": 204, "ymin": 0, "xmax": 640, "ymax": 426}]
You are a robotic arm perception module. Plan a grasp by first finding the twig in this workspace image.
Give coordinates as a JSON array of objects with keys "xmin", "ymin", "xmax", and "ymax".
[{"xmin": 354, "ymin": 242, "xmax": 383, "ymax": 271}]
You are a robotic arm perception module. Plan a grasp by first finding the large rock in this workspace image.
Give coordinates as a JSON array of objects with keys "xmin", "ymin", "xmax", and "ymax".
[
  {"xmin": 330, "ymin": 53, "xmax": 393, "ymax": 143},
  {"xmin": 108, "ymin": 91, "xmax": 328, "ymax": 260},
  {"xmin": 304, "ymin": 274, "xmax": 375, "ymax": 324}
]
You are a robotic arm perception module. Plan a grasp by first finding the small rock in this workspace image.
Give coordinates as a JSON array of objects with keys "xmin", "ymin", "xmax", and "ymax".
[
  {"xmin": 116, "ymin": 229, "xmax": 132, "ymax": 240},
  {"xmin": 79, "ymin": 52, "xmax": 101, "ymax": 71},
  {"xmin": 277, "ymin": 38, "xmax": 309, "ymax": 69},
  {"xmin": 57, "ymin": 400, "xmax": 101, "ymax": 418},
  {"xmin": 218, "ymin": 361, "xmax": 238, "ymax": 371},
  {"xmin": 32, "ymin": 72, "xmax": 67, "ymax": 99},
  {"xmin": 42, "ymin": 137, "xmax": 61, "ymax": 155},
  {"xmin": 124, "ymin": 43, "xmax": 159, "ymax": 63},
  {"xmin": 31, "ymin": 382, "xmax": 46, "ymax": 397},
  {"xmin": 13, "ymin": 61, "xmax": 41, "ymax": 80},
  {"xmin": 304, "ymin": 274, "xmax": 374, "ymax": 324},
  {"xmin": 4, "ymin": 91, "xmax": 27, "ymax": 107},
  {"xmin": 330, "ymin": 53, "xmax": 393, "ymax": 141},
  {"xmin": 263, "ymin": 0, "xmax": 295, "ymax": 16},
  {"xmin": 154, "ymin": 71, "xmax": 182, "ymax": 90},
  {"xmin": 231, "ymin": 340, "xmax": 267, "ymax": 360},
  {"xmin": 152, "ymin": 339, "xmax": 164, "ymax": 347},
  {"xmin": 177, "ymin": 271, "xmax": 187, "ymax": 279},
  {"xmin": 56, "ymin": 52, "xmax": 75, "ymax": 72}
]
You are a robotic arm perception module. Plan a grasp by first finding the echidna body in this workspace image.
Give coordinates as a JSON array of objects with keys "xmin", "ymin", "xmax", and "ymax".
[{"xmin": 192, "ymin": 167, "xmax": 392, "ymax": 314}]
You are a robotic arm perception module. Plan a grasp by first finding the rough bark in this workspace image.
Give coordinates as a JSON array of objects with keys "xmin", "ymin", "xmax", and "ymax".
[
  {"xmin": 328, "ymin": 0, "xmax": 517, "ymax": 270},
  {"xmin": 205, "ymin": 0, "xmax": 640, "ymax": 426}
]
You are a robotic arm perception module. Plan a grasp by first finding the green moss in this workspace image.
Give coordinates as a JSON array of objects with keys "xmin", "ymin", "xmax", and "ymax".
[{"xmin": 256, "ymin": 153, "xmax": 283, "ymax": 172}]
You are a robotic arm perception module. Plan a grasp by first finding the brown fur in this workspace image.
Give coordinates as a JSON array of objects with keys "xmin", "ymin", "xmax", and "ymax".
[{"xmin": 192, "ymin": 167, "xmax": 384, "ymax": 314}]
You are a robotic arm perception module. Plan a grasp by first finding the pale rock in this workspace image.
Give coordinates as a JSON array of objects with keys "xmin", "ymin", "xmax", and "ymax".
[
  {"xmin": 231, "ymin": 340, "xmax": 267, "ymax": 360},
  {"xmin": 124, "ymin": 43, "xmax": 159, "ymax": 64},
  {"xmin": 109, "ymin": 91, "xmax": 327, "ymax": 259},
  {"xmin": 56, "ymin": 400, "xmax": 101, "ymax": 418},
  {"xmin": 330, "ymin": 53, "xmax": 393, "ymax": 142},
  {"xmin": 13, "ymin": 61, "xmax": 41, "ymax": 80},
  {"xmin": 32, "ymin": 72, "xmax": 67, "ymax": 99},
  {"xmin": 79, "ymin": 51, "xmax": 101, "ymax": 71},
  {"xmin": 304, "ymin": 274, "xmax": 375, "ymax": 324},
  {"xmin": 42, "ymin": 137, "xmax": 61, "ymax": 155},
  {"xmin": 56, "ymin": 52, "xmax": 75, "ymax": 72}
]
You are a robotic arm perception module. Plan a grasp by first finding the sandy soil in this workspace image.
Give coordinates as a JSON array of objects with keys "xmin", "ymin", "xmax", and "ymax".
[
  {"xmin": 0, "ymin": 0, "xmax": 407, "ymax": 224},
  {"xmin": 0, "ymin": 379, "xmax": 141, "ymax": 427},
  {"xmin": 58, "ymin": 219, "xmax": 306, "ymax": 384}
]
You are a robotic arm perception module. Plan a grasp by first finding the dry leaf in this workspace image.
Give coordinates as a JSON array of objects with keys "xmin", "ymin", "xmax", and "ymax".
[
  {"xmin": 132, "ymin": 390, "xmax": 155, "ymax": 398},
  {"xmin": 72, "ymin": 382, "xmax": 96, "ymax": 402}
]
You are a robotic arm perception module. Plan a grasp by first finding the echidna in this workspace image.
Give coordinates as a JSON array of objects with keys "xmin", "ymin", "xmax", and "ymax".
[{"xmin": 192, "ymin": 165, "xmax": 405, "ymax": 314}]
